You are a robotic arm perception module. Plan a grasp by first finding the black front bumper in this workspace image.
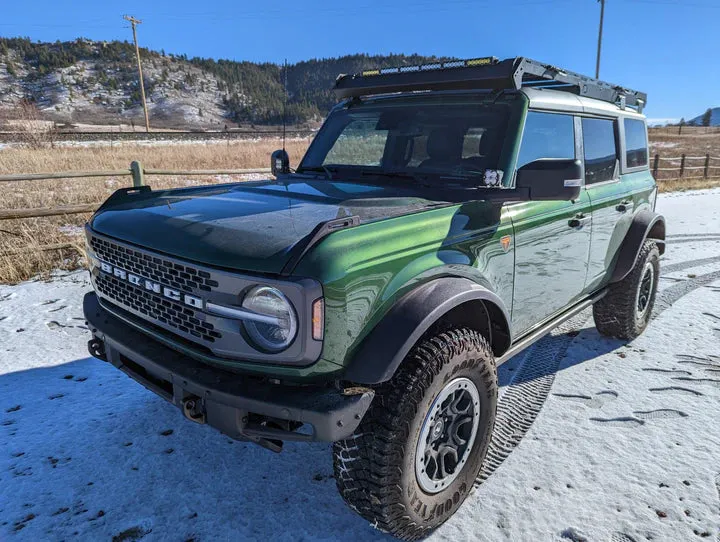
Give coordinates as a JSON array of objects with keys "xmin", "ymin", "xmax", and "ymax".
[{"xmin": 83, "ymin": 293, "xmax": 373, "ymax": 448}]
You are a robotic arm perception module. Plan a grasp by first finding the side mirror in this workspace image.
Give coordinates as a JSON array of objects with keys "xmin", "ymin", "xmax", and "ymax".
[
  {"xmin": 271, "ymin": 149, "xmax": 290, "ymax": 177},
  {"xmin": 515, "ymin": 159, "xmax": 582, "ymax": 201}
]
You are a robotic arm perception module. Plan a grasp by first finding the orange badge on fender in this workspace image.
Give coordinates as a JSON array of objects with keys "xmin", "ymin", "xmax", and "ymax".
[{"xmin": 500, "ymin": 235, "xmax": 512, "ymax": 252}]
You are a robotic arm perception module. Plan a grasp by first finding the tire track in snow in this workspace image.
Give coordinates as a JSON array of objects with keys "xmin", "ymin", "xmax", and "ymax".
[
  {"xmin": 664, "ymin": 236, "xmax": 720, "ymax": 245},
  {"xmin": 666, "ymin": 233, "xmax": 720, "ymax": 238},
  {"xmin": 476, "ymin": 312, "xmax": 588, "ymax": 484},
  {"xmin": 662, "ymin": 255, "xmax": 720, "ymax": 274},
  {"xmin": 654, "ymin": 269, "xmax": 720, "ymax": 318},
  {"xmin": 475, "ymin": 254, "xmax": 720, "ymax": 486}
]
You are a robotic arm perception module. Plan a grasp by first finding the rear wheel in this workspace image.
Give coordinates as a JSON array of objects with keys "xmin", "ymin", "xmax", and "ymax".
[
  {"xmin": 593, "ymin": 240, "xmax": 660, "ymax": 340},
  {"xmin": 333, "ymin": 328, "xmax": 497, "ymax": 540}
]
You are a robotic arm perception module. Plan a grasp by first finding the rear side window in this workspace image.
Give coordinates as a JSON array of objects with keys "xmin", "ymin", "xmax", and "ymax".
[
  {"xmin": 624, "ymin": 118, "xmax": 648, "ymax": 168},
  {"xmin": 517, "ymin": 112, "xmax": 575, "ymax": 169},
  {"xmin": 582, "ymin": 118, "xmax": 618, "ymax": 184}
]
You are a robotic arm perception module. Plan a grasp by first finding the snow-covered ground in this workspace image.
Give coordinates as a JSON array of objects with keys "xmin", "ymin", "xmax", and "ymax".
[{"xmin": 1, "ymin": 189, "xmax": 719, "ymax": 541}]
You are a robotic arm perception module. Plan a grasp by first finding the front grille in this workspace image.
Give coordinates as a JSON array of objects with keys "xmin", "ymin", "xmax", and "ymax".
[
  {"xmin": 90, "ymin": 236, "xmax": 220, "ymax": 294},
  {"xmin": 88, "ymin": 233, "xmax": 224, "ymax": 346},
  {"xmin": 95, "ymin": 272, "xmax": 222, "ymax": 343},
  {"xmin": 87, "ymin": 229, "xmax": 323, "ymax": 366}
]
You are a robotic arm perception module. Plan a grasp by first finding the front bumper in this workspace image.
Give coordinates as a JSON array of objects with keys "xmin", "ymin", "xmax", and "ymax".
[{"xmin": 84, "ymin": 293, "xmax": 373, "ymax": 448}]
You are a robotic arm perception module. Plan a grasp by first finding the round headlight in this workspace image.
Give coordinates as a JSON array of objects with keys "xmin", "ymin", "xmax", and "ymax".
[{"xmin": 241, "ymin": 286, "xmax": 297, "ymax": 352}]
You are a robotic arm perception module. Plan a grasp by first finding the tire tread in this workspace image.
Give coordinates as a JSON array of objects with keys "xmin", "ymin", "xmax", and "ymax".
[
  {"xmin": 593, "ymin": 240, "xmax": 660, "ymax": 340},
  {"xmin": 333, "ymin": 328, "xmax": 496, "ymax": 540}
]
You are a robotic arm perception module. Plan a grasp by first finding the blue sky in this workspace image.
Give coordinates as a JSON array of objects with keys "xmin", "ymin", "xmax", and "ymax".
[{"xmin": 2, "ymin": 0, "xmax": 718, "ymax": 121}]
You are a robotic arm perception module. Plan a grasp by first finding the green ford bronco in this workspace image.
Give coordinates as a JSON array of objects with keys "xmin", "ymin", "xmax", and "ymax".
[{"xmin": 84, "ymin": 57, "xmax": 665, "ymax": 539}]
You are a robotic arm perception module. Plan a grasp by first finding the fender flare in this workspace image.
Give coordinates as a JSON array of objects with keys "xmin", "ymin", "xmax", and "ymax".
[
  {"xmin": 610, "ymin": 210, "xmax": 666, "ymax": 283},
  {"xmin": 344, "ymin": 277, "xmax": 511, "ymax": 385}
]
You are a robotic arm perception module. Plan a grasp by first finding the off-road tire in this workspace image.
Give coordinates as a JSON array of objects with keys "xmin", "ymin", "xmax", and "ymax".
[
  {"xmin": 333, "ymin": 328, "xmax": 497, "ymax": 540},
  {"xmin": 593, "ymin": 240, "xmax": 660, "ymax": 340}
]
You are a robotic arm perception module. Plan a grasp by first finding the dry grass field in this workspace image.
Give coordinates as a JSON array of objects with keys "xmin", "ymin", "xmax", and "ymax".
[
  {"xmin": 1, "ymin": 130, "xmax": 719, "ymax": 283},
  {"xmin": 0, "ymin": 138, "xmax": 309, "ymax": 283},
  {"xmin": 648, "ymin": 129, "xmax": 720, "ymax": 192}
]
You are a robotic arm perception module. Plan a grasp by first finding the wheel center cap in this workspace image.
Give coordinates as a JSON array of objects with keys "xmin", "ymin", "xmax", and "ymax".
[{"xmin": 432, "ymin": 419, "xmax": 445, "ymax": 440}]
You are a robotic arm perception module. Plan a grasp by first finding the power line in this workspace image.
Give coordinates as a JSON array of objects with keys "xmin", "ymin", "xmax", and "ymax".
[{"xmin": 123, "ymin": 15, "xmax": 150, "ymax": 133}]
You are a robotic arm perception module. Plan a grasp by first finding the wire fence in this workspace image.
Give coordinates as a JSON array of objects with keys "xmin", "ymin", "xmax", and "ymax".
[{"xmin": 651, "ymin": 153, "xmax": 720, "ymax": 181}]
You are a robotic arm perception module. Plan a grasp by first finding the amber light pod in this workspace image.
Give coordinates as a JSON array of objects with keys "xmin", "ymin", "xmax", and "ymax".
[{"xmin": 312, "ymin": 298, "xmax": 324, "ymax": 341}]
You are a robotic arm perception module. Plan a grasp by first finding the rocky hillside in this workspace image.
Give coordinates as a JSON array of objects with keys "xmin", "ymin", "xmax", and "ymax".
[{"xmin": 0, "ymin": 37, "xmax": 443, "ymax": 129}]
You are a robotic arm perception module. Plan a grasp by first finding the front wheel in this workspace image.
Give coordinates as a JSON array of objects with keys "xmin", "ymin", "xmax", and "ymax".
[
  {"xmin": 333, "ymin": 328, "xmax": 497, "ymax": 540},
  {"xmin": 593, "ymin": 240, "xmax": 660, "ymax": 340}
]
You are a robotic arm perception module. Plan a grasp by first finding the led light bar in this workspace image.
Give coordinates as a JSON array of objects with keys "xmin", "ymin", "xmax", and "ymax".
[{"xmin": 360, "ymin": 57, "xmax": 497, "ymax": 78}]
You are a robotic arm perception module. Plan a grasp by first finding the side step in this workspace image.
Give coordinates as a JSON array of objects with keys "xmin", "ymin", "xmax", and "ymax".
[{"xmin": 497, "ymin": 289, "xmax": 606, "ymax": 366}]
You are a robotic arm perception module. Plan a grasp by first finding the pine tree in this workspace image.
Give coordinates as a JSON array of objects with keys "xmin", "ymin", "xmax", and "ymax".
[{"xmin": 701, "ymin": 108, "xmax": 713, "ymax": 127}]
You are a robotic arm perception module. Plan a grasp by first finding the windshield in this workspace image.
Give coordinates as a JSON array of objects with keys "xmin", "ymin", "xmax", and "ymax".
[{"xmin": 299, "ymin": 98, "xmax": 510, "ymax": 186}]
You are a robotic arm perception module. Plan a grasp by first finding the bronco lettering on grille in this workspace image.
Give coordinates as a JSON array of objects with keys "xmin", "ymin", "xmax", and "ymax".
[{"xmin": 98, "ymin": 260, "xmax": 204, "ymax": 310}]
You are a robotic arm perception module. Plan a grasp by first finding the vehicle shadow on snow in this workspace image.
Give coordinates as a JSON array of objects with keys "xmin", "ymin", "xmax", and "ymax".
[
  {"xmin": 1, "ymin": 335, "xmax": 625, "ymax": 541},
  {"xmin": 0, "ymin": 326, "xmax": 634, "ymax": 541},
  {"xmin": 0, "ymin": 357, "xmax": 391, "ymax": 541},
  {"xmin": 497, "ymin": 327, "xmax": 625, "ymax": 388}
]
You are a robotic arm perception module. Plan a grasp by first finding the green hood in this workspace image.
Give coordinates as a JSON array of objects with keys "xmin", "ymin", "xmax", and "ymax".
[{"xmin": 90, "ymin": 179, "xmax": 447, "ymax": 274}]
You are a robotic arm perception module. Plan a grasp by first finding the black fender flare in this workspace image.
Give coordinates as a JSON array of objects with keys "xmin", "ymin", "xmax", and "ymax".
[
  {"xmin": 343, "ymin": 277, "xmax": 512, "ymax": 385},
  {"xmin": 610, "ymin": 210, "xmax": 666, "ymax": 283}
]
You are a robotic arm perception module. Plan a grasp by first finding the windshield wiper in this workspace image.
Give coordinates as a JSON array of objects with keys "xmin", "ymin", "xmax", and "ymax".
[
  {"xmin": 296, "ymin": 165, "xmax": 334, "ymax": 180},
  {"xmin": 357, "ymin": 169, "xmax": 439, "ymax": 188}
]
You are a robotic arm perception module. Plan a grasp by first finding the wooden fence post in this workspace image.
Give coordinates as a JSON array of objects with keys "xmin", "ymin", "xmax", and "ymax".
[
  {"xmin": 652, "ymin": 154, "xmax": 659, "ymax": 178},
  {"xmin": 679, "ymin": 154, "xmax": 686, "ymax": 177},
  {"xmin": 130, "ymin": 161, "xmax": 144, "ymax": 187},
  {"xmin": 704, "ymin": 154, "xmax": 710, "ymax": 178}
]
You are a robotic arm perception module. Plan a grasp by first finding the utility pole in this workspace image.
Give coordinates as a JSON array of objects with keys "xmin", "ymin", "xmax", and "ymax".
[
  {"xmin": 595, "ymin": 0, "xmax": 605, "ymax": 79},
  {"xmin": 124, "ymin": 15, "xmax": 150, "ymax": 132}
]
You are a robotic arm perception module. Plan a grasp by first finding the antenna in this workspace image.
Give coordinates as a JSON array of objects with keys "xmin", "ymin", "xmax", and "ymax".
[
  {"xmin": 270, "ymin": 60, "xmax": 291, "ymax": 177},
  {"xmin": 282, "ymin": 58, "xmax": 288, "ymax": 153}
]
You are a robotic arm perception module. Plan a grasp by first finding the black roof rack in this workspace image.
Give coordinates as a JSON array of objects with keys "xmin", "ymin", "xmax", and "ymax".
[{"xmin": 334, "ymin": 57, "xmax": 646, "ymax": 113}]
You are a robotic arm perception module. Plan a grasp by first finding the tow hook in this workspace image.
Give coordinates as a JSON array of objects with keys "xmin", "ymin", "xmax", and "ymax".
[
  {"xmin": 182, "ymin": 397, "xmax": 206, "ymax": 424},
  {"xmin": 88, "ymin": 338, "xmax": 107, "ymax": 361}
]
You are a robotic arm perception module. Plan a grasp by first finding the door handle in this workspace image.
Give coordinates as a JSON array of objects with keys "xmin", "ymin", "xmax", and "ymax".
[
  {"xmin": 568, "ymin": 213, "xmax": 591, "ymax": 228},
  {"xmin": 616, "ymin": 200, "xmax": 631, "ymax": 212}
]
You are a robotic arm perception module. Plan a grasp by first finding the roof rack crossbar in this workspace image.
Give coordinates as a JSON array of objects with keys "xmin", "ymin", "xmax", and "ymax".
[{"xmin": 333, "ymin": 57, "xmax": 646, "ymax": 112}]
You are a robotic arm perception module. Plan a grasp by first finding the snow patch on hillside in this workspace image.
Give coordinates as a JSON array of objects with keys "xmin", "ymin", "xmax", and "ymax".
[{"xmin": 1, "ymin": 52, "xmax": 236, "ymax": 130}]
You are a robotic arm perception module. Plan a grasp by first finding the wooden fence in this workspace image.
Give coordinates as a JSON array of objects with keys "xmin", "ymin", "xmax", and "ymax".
[
  {"xmin": 649, "ymin": 125, "xmax": 720, "ymax": 136},
  {"xmin": 651, "ymin": 153, "xmax": 720, "ymax": 181},
  {"xmin": 0, "ymin": 161, "xmax": 270, "ymax": 255},
  {"xmin": 0, "ymin": 129, "xmax": 316, "ymax": 144},
  {"xmin": 1, "ymin": 154, "xmax": 718, "ymax": 257}
]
